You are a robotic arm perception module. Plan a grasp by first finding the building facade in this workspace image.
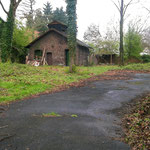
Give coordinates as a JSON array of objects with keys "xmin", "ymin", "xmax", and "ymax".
[{"xmin": 26, "ymin": 21, "xmax": 90, "ymax": 66}]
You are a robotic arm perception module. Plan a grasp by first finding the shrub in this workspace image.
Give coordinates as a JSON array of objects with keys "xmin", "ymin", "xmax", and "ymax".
[{"xmin": 141, "ymin": 55, "xmax": 150, "ymax": 63}]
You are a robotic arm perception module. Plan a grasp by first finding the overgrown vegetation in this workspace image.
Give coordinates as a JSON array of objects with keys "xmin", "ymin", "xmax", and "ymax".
[
  {"xmin": 22, "ymin": 1, "xmax": 67, "ymax": 35},
  {"xmin": 141, "ymin": 55, "xmax": 150, "ymax": 63},
  {"xmin": 66, "ymin": 0, "xmax": 77, "ymax": 73},
  {"xmin": 124, "ymin": 25, "xmax": 143, "ymax": 60},
  {"xmin": 1, "ymin": 63, "xmax": 150, "ymax": 103},
  {"xmin": 12, "ymin": 21, "xmax": 32, "ymax": 63},
  {"xmin": 0, "ymin": 63, "xmax": 118, "ymax": 103},
  {"xmin": 121, "ymin": 63, "xmax": 150, "ymax": 71},
  {"xmin": 123, "ymin": 94, "xmax": 150, "ymax": 150}
]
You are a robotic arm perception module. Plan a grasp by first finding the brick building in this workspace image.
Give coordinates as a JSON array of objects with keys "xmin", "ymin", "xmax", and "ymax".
[{"xmin": 26, "ymin": 21, "xmax": 90, "ymax": 66}]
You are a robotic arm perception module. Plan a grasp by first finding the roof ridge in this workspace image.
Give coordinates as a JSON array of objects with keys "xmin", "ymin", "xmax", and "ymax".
[{"xmin": 26, "ymin": 28, "xmax": 90, "ymax": 49}]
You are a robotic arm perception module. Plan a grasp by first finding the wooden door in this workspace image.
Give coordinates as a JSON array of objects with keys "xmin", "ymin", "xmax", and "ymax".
[
  {"xmin": 47, "ymin": 52, "xmax": 52, "ymax": 65},
  {"xmin": 65, "ymin": 49, "xmax": 69, "ymax": 66}
]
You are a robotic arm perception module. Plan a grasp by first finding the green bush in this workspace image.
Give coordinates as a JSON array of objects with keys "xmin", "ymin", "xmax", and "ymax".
[{"xmin": 141, "ymin": 55, "xmax": 150, "ymax": 63}]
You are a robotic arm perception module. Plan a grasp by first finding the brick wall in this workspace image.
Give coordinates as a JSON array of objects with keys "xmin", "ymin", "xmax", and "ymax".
[{"xmin": 28, "ymin": 31, "xmax": 89, "ymax": 66}]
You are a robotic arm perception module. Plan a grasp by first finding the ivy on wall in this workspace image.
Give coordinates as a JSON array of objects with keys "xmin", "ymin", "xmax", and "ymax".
[{"xmin": 66, "ymin": 0, "xmax": 77, "ymax": 72}]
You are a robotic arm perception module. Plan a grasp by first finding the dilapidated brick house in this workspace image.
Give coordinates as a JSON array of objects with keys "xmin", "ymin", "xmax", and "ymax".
[{"xmin": 26, "ymin": 21, "xmax": 90, "ymax": 66}]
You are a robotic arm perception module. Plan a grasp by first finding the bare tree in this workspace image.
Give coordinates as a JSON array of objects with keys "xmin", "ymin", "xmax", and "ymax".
[
  {"xmin": 84, "ymin": 24, "xmax": 101, "ymax": 45},
  {"xmin": 20, "ymin": 0, "xmax": 36, "ymax": 28},
  {"xmin": 0, "ymin": 0, "xmax": 22, "ymax": 17},
  {"xmin": 111, "ymin": 0, "xmax": 139, "ymax": 65}
]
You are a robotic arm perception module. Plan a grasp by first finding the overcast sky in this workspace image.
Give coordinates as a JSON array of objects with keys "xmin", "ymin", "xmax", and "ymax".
[{"xmin": 0, "ymin": 0, "xmax": 150, "ymax": 39}]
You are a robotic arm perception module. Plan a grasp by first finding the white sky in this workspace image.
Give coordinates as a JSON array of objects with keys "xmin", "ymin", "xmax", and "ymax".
[{"xmin": 0, "ymin": 0, "xmax": 150, "ymax": 40}]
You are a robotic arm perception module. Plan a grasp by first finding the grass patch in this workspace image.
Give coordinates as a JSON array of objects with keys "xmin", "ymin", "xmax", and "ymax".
[
  {"xmin": 42, "ymin": 112, "xmax": 62, "ymax": 117},
  {"xmin": 121, "ymin": 63, "xmax": 150, "ymax": 71},
  {"xmin": 40, "ymin": 112, "xmax": 78, "ymax": 118},
  {"xmin": 71, "ymin": 114, "xmax": 78, "ymax": 118},
  {"xmin": 0, "ymin": 63, "xmax": 118, "ymax": 103},
  {"xmin": 0, "ymin": 63, "xmax": 150, "ymax": 103},
  {"xmin": 123, "ymin": 95, "xmax": 150, "ymax": 150}
]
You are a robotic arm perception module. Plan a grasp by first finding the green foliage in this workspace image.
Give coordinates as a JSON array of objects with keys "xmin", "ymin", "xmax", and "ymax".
[
  {"xmin": 34, "ymin": 3, "xmax": 53, "ymax": 34},
  {"xmin": 12, "ymin": 21, "xmax": 32, "ymax": 63},
  {"xmin": 71, "ymin": 64, "xmax": 77, "ymax": 73},
  {"xmin": 34, "ymin": 9, "xmax": 47, "ymax": 35},
  {"xmin": 121, "ymin": 63, "xmax": 150, "ymax": 71},
  {"xmin": 1, "ymin": 0, "xmax": 15, "ymax": 62},
  {"xmin": 53, "ymin": 7, "xmax": 68, "ymax": 24},
  {"xmin": 26, "ymin": 2, "xmax": 67, "ymax": 35},
  {"xmin": 43, "ymin": 1, "xmax": 53, "ymax": 23},
  {"xmin": 65, "ymin": 64, "xmax": 78, "ymax": 73},
  {"xmin": 141, "ymin": 55, "xmax": 150, "ymax": 63},
  {"xmin": 124, "ymin": 26, "xmax": 143, "ymax": 59},
  {"xmin": 71, "ymin": 114, "xmax": 78, "ymax": 118},
  {"xmin": 0, "ymin": 18, "xmax": 5, "ymax": 60},
  {"xmin": 0, "ymin": 17, "xmax": 5, "ymax": 40}
]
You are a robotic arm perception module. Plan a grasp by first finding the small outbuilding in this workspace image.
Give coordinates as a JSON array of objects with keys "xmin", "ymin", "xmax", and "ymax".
[{"xmin": 26, "ymin": 21, "xmax": 90, "ymax": 66}]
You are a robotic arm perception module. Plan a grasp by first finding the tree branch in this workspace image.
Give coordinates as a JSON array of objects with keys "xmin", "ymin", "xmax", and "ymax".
[
  {"xmin": 14, "ymin": 0, "xmax": 22, "ymax": 11},
  {"xmin": 117, "ymin": 0, "xmax": 121, "ymax": 8},
  {"xmin": 111, "ymin": 0, "xmax": 120, "ymax": 12},
  {"xmin": 123, "ymin": 0, "xmax": 133, "ymax": 16},
  {"xmin": 0, "ymin": 0, "xmax": 8, "ymax": 15},
  {"xmin": 144, "ymin": 7, "xmax": 150, "ymax": 13},
  {"xmin": 123, "ymin": 0, "xmax": 139, "ymax": 16}
]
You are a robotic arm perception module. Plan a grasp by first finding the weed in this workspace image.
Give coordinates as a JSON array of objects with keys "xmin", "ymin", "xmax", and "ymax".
[
  {"xmin": 71, "ymin": 114, "xmax": 78, "ymax": 118},
  {"xmin": 42, "ymin": 112, "xmax": 62, "ymax": 117}
]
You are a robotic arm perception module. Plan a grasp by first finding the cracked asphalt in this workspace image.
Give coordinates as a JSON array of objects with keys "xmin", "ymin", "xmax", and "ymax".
[{"xmin": 1, "ymin": 73, "xmax": 150, "ymax": 150}]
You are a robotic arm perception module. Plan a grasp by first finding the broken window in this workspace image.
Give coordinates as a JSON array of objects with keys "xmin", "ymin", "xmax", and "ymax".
[{"xmin": 34, "ymin": 50, "xmax": 43, "ymax": 61}]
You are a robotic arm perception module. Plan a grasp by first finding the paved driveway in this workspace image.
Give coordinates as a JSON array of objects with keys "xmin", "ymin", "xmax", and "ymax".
[{"xmin": 1, "ymin": 73, "xmax": 150, "ymax": 150}]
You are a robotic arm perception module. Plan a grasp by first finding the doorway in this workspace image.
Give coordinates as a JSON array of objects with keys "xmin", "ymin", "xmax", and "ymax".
[
  {"xmin": 47, "ymin": 52, "xmax": 52, "ymax": 65},
  {"xmin": 65, "ymin": 49, "xmax": 69, "ymax": 66}
]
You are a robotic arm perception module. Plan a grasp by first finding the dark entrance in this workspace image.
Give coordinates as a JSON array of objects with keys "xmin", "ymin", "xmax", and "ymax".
[
  {"xmin": 34, "ymin": 50, "xmax": 43, "ymax": 60},
  {"xmin": 47, "ymin": 52, "xmax": 52, "ymax": 65},
  {"xmin": 65, "ymin": 49, "xmax": 69, "ymax": 66}
]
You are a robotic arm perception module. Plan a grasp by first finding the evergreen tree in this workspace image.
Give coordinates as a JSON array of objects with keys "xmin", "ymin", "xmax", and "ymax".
[
  {"xmin": 34, "ymin": 9, "xmax": 47, "ymax": 35},
  {"xmin": 43, "ymin": 1, "xmax": 53, "ymax": 23},
  {"xmin": 53, "ymin": 7, "xmax": 68, "ymax": 24},
  {"xmin": 66, "ymin": 0, "xmax": 77, "ymax": 72},
  {"xmin": 34, "ymin": 2, "xmax": 53, "ymax": 34},
  {"xmin": 0, "ymin": 17, "xmax": 5, "ymax": 41}
]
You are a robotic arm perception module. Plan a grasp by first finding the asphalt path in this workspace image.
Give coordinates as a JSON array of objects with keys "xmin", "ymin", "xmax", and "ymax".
[{"xmin": 1, "ymin": 73, "xmax": 150, "ymax": 150}]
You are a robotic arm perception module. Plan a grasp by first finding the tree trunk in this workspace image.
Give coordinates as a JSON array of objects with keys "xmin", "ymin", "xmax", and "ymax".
[
  {"xmin": 66, "ymin": 0, "xmax": 77, "ymax": 73},
  {"xmin": 120, "ymin": 0, "xmax": 124, "ymax": 66},
  {"xmin": 1, "ymin": 0, "xmax": 22, "ymax": 62},
  {"xmin": 1, "ymin": 0, "xmax": 16, "ymax": 62}
]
